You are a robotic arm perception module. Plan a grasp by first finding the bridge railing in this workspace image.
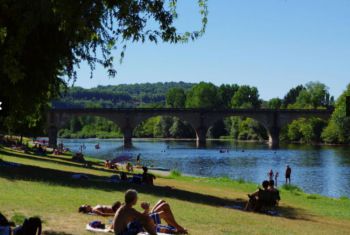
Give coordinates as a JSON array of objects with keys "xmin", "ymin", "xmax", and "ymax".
[{"xmin": 50, "ymin": 107, "xmax": 334, "ymax": 113}]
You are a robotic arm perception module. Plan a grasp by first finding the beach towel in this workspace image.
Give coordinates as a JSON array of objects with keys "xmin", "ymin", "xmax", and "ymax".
[
  {"xmin": 86, "ymin": 224, "xmax": 112, "ymax": 233},
  {"xmin": 72, "ymin": 174, "xmax": 89, "ymax": 180}
]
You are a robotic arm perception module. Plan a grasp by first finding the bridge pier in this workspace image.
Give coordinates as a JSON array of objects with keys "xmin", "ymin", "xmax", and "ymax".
[
  {"xmin": 48, "ymin": 126, "xmax": 58, "ymax": 148},
  {"xmin": 122, "ymin": 128, "xmax": 133, "ymax": 148},
  {"xmin": 268, "ymin": 126, "xmax": 280, "ymax": 149},
  {"xmin": 196, "ymin": 127, "xmax": 207, "ymax": 148}
]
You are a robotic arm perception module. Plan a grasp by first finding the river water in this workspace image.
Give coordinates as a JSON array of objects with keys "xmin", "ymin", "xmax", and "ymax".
[{"xmin": 59, "ymin": 138, "xmax": 350, "ymax": 198}]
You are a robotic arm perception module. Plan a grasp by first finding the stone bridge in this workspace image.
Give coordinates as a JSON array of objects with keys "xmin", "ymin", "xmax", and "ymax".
[{"xmin": 47, "ymin": 108, "xmax": 333, "ymax": 149}]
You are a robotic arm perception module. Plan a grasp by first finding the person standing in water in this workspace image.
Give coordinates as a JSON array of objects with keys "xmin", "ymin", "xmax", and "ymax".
[
  {"xmin": 275, "ymin": 172, "xmax": 279, "ymax": 187},
  {"xmin": 285, "ymin": 165, "xmax": 292, "ymax": 184},
  {"xmin": 136, "ymin": 153, "xmax": 141, "ymax": 165},
  {"xmin": 268, "ymin": 169, "xmax": 274, "ymax": 181}
]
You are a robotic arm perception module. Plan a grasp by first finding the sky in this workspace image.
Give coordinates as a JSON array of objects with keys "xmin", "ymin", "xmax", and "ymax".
[{"xmin": 73, "ymin": 0, "xmax": 350, "ymax": 100}]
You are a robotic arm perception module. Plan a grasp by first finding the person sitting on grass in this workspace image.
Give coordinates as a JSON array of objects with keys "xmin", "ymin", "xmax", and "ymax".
[
  {"xmin": 112, "ymin": 189, "xmax": 187, "ymax": 235},
  {"xmin": 142, "ymin": 166, "xmax": 156, "ymax": 186},
  {"xmin": 268, "ymin": 180, "xmax": 280, "ymax": 206},
  {"xmin": 79, "ymin": 201, "xmax": 121, "ymax": 216},
  {"xmin": 245, "ymin": 180, "xmax": 271, "ymax": 212}
]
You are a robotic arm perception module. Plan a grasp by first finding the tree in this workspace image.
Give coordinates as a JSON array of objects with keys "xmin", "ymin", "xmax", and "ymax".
[
  {"xmin": 292, "ymin": 82, "xmax": 333, "ymax": 109},
  {"xmin": 0, "ymin": 0, "xmax": 208, "ymax": 131},
  {"xmin": 166, "ymin": 88, "xmax": 186, "ymax": 108},
  {"xmin": 218, "ymin": 84, "xmax": 239, "ymax": 108},
  {"xmin": 185, "ymin": 82, "xmax": 222, "ymax": 108},
  {"xmin": 282, "ymin": 85, "xmax": 305, "ymax": 108},
  {"xmin": 231, "ymin": 85, "xmax": 261, "ymax": 108},
  {"xmin": 153, "ymin": 116, "xmax": 173, "ymax": 137},
  {"xmin": 322, "ymin": 84, "xmax": 350, "ymax": 143},
  {"xmin": 169, "ymin": 118, "xmax": 195, "ymax": 138},
  {"xmin": 266, "ymin": 98, "xmax": 282, "ymax": 109},
  {"xmin": 207, "ymin": 120, "xmax": 228, "ymax": 138}
]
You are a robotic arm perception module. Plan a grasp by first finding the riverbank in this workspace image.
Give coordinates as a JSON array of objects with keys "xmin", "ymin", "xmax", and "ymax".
[{"xmin": 0, "ymin": 146, "xmax": 350, "ymax": 234}]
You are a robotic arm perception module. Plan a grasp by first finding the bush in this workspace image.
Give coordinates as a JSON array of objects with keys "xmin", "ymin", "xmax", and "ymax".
[
  {"xmin": 170, "ymin": 169, "xmax": 182, "ymax": 177},
  {"xmin": 11, "ymin": 213, "xmax": 26, "ymax": 225}
]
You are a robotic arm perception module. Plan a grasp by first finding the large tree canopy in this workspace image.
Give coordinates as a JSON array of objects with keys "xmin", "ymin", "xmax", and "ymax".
[{"xmin": 0, "ymin": 0, "xmax": 208, "ymax": 131}]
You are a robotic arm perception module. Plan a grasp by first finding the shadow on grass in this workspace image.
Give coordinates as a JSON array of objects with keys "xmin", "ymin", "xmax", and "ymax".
[
  {"xmin": 42, "ymin": 231, "xmax": 73, "ymax": 235},
  {"xmin": 0, "ymin": 148, "xmax": 115, "ymax": 174},
  {"xmin": 0, "ymin": 153, "xmax": 310, "ymax": 222}
]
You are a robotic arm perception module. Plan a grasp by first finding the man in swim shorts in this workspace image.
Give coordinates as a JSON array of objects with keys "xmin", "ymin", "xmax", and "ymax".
[{"xmin": 112, "ymin": 189, "xmax": 187, "ymax": 235}]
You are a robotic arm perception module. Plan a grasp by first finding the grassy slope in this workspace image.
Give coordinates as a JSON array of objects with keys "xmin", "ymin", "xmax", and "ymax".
[{"xmin": 0, "ymin": 147, "xmax": 350, "ymax": 235}]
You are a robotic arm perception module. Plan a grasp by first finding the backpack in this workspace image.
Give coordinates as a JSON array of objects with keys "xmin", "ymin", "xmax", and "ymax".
[
  {"xmin": 0, "ymin": 213, "xmax": 10, "ymax": 227},
  {"xmin": 14, "ymin": 217, "xmax": 42, "ymax": 235},
  {"xmin": 0, "ymin": 213, "xmax": 11, "ymax": 235}
]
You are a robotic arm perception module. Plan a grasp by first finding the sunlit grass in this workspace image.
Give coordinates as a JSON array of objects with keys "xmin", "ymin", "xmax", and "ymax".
[{"xmin": 1, "ymin": 146, "xmax": 350, "ymax": 234}]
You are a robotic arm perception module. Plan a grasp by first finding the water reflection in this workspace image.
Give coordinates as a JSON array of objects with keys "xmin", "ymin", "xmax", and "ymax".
[{"xmin": 60, "ymin": 138, "xmax": 350, "ymax": 198}]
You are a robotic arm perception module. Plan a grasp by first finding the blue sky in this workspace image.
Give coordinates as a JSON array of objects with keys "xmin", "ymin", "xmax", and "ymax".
[{"xmin": 73, "ymin": 0, "xmax": 350, "ymax": 100}]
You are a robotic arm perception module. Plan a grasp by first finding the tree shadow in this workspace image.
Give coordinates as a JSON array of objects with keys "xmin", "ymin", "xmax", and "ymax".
[
  {"xmin": 0, "ymin": 148, "xmax": 115, "ymax": 174},
  {"xmin": 0, "ymin": 158, "xmax": 311, "ymax": 222},
  {"xmin": 42, "ymin": 231, "xmax": 74, "ymax": 235}
]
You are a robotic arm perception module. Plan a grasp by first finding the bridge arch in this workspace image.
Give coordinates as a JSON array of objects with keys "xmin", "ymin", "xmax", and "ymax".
[{"xmin": 47, "ymin": 112, "xmax": 124, "ymax": 147}]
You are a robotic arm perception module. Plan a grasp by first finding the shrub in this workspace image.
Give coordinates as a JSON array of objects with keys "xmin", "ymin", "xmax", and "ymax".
[{"xmin": 170, "ymin": 169, "xmax": 182, "ymax": 177}]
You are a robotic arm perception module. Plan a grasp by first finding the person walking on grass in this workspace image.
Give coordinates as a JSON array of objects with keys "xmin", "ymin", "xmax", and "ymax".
[{"xmin": 285, "ymin": 165, "xmax": 292, "ymax": 184}]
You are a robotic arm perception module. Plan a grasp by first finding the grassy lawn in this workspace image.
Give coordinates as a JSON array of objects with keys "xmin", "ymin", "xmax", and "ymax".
[{"xmin": 0, "ymin": 147, "xmax": 350, "ymax": 235}]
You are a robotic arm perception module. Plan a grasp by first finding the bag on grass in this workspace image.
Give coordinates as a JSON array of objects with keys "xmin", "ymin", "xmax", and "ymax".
[
  {"xmin": 0, "ymin": 212, "xmax": 11, "ymax": 235},
  {"xmin": 14, "ymin": 217, "xmax": 42, "ymax": 235}
]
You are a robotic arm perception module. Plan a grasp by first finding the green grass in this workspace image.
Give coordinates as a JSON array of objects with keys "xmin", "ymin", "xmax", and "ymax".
[{"xmin": 0, "ymin": 146, "xmax": 350, "ymax": 234}]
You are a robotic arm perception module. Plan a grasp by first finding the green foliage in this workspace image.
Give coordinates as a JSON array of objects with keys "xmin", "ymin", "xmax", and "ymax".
[
  {"xmin": 0, "ymin": 0, "xmax": 207, "ymax": 132},
  {"xmin": 322, "ymin": 84, "xmax": 350, "ymax": 144},
  {"xmin": 282, "ymin": 85, "xmax": 305, "ymax": 108},
  {"xmin": 169, "ymin": 118, "xmax": 195, "ymax": 138},
  {"xmin": 166, "ymin": 88, "xmax": 186, "ymax": 108},
  {"xmin": 153, "ymin": 116, "xmax": 173, "ymax": 138},
  {"xmin": 54, "ymin": 82, "xmax": 194, "ymax": 108},
  {"xmin": 281, "ymin": 184, "xmax": 304, "ymax": 195},
  {"xmin": 287, "ymin": 118, "xmax": 326, "ymax": 143},
  {"xmin": 170, "ymin": 169, "xmax": 182, "ymax": 177},
  {"xmin": 58, "ymin": 116, "xmax": 122, "ymax": 138},
  {"xmin": 218, "ymin": 84, "xmax": 239, "ymax": 108},
  {"xmin": 231, "ymin": 85, "xmax": 261, "ymax": 108},
  {"xmin": 229, "ymin": 117, "xmax": 267, "ymax": 141},
  {"xmin": 134, "ymin": 117, "xmax": 161, "ymax": 138},
  {"xmin": 185, "ymin": 82, "xmax": 222, "ymax": 108},
  {"xmin": 290, "ymin": 82, "xmax": 333, "ymax": 109},
  {"xmin": 11, "ymin": 213, "xmax": 26, "ymax": 225},
  {"xmin": 266, "ymin": 98, "xmax": 282, "ymax": 109},
  {"xmin": 307, "ymin": 194, "xmax": 320, "ymax": 200}
]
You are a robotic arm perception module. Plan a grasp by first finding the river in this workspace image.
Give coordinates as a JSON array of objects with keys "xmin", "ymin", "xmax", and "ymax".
[{"xmin": 59, "ymin": 138, "xmax": 350, "ymax": 198}]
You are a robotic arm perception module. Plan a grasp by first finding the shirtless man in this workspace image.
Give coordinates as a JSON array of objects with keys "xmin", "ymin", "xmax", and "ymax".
[
  {"xmin": 112, "ymin": 189, "xmax": 187, "ymax": 235},
  {"xmin": 79, "ymin": 201, "xmax": 121, "ymax": 216}
]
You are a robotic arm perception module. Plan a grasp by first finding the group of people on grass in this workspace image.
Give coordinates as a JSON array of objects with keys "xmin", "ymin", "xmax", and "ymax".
[
  {"xmin": 115, "ymin": 166, "xmax": 156, "ymax": 186},
  {"xmin": 245, "ymin": 165, "xmax": 293, "ymax": 213},
  {"xmin": 245, "ymin": 179, "xmax": 281, "ymax": 212},
  {"xmin": 267, "ymin": 165, "xmax": 292, "ymax": 186},
  {"xmin": 79, "ymin": 189, "xmax": 187, "ymax": 235}
]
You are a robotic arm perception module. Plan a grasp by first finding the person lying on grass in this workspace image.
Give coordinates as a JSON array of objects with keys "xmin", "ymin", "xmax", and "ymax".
[
  {"xmin": 112, "ymin": 189, "xmax": 187, "ymax": 235},
  {"xmin": 79, "ymin": 201, "xmax": 121, "ymax": 216}
]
